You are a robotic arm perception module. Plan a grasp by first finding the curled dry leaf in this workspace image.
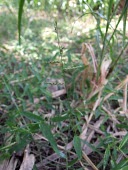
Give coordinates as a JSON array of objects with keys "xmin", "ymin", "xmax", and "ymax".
[
  {"xmin": 84, "ymin": 43, "xmax": 97, "ymax": 73},
  {"xmin": 100, "ymin": 56, "xmax": 112, "ymax": 85},
  {"xmin": 78, "ymin": 43, "xmax": 94, "ymax": 94}
]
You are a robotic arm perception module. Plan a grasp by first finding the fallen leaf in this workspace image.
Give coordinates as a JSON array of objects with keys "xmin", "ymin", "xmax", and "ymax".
[{"xmin": 19, "ymin": 145, "xmax": 35, "ymax": 170}]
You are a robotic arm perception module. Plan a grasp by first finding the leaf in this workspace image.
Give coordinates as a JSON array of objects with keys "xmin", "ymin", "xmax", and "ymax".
[
  {"xmin": 6, "ymin": 155, "xmax": 18, "ymax": 170},
  {"xmin": 103, "ymin": 145, "xmax": 110, "ymax": 170},
  {"xmin": 100, "ymin": 56, "xmax": 111, "ymax": 85},
  {"xmin": 21, "ymin": 112, "xmax": 43, "ymax": 122},
  {"xmin": 19, "ymin": 145, "xmax": 35, "ymax": 170},
  {"xmin": 120, "ymin": 166, "xmax": 128, "ymax": 170},
  {"xmin": 18, "ymin": 0, "xmax": 25, "ymax": 45},
  {"xmin": 119, "ymin": 133, "xmax": 128, "ymax": 150},
  {"xmin": 24, "ymin": 83, "xmax": 34, "ymax": 103},
  {"xmin": 68, "ymin": 158, "xmax": 78, "ymax": 167},
  {"xmin": 51, "ymin": 114, "xmax": 69, "ymax": 122},
  {"xmin": 112, "ymin": 159, "xmax": 128, "ymax": 170},
  {"xmin": 123, "ymin": 2, "xmax": 127, "ymax": 46},
  {"xmin": 73, "ymin": 136, "xmax": 82, "ymax": 160},
  {"xmin": 40, "ymin": 123, "xmax": 65, "ymax": 158}
]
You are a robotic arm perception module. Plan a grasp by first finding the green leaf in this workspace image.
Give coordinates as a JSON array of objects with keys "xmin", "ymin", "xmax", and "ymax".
[
  {"xmin": 51, "ymin": 114, "xmax": 69, "ymax": 122},
  {"xmin": 119, "ymin": 133, "xmax": 128, "ymax": 150},
  {"xmin": 123, "ymin": 2, "xmax": 127, "ymax": 46},
  {"xmin": 103, "ymin": 145, "xmax": 110, "ymax": 170},
  {"xmin": 68, "ymin": 158, "xmax": 78, "ymax": 167},
  {"xmin": 116, "ymin": 124, "xmax": 128, "ymax": 130},
  {"xmin": 24, "ymin": 83, "xmax": 34, "ymax": 103},
  {"xmin": 73, "ymin": 136, "xmax": 82, "ymax": 160},
  {"xmin": 112, "ymin": 159, "xmax": 128, "ymax": 170},
  {"xmin": 120, "ymin": 166, "xmax": 128, "ymax": 170},
  {"xmin": 21, "ymin": 112, "xmax": 43, "ymax": 122},
  {"xmin": 18, "ymin": 0, "xmax": 25, "ymax": 45},
  {"xmin": 40, "ymin": 123, "xmax": 65, "ymax": 158}
]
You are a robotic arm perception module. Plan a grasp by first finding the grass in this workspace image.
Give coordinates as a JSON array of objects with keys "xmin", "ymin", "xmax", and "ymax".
[{"xmin": 0, "ymin": 1, "xmax": 128, "ymax": 170}]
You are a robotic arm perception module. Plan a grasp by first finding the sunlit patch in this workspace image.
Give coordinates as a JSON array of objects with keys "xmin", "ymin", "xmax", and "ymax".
[
  {"xmin": 37, "ymin": 2, "xmax": 41, "ymax": 6},
  {"xmin": 41, "ymin": 27, "xmax": 56, "ymax": 40}
]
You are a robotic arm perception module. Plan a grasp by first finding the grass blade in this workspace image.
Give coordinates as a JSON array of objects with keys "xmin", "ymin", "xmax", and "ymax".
[
  {"xmin": 73, "ymin": 136, "xmax": 82, "ymax": 160},
  {"xmin": 40, "ymin": 123, "xmax": 65, "ymax": 158},
  {"xmin": 18, "ymin": 0, "xmax": 25, "ymax": 45}
]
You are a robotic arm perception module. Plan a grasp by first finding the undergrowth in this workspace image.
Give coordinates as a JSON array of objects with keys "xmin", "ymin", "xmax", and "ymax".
[{"xmin": 0, "ymin": 0, "xmax": 128, "ymax": 170}]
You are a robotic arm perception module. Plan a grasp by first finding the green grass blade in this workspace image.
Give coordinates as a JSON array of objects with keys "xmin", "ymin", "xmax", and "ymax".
[
  {"xmin": 123, "ymin": 2, "xmax": 128, "ymax": 46},
  {"xmin": 120, "ymin": 166, "xmax": 128, "ymax": 170},
  {"xmin": 18, "ymin": 0, "xmax": 25, "ymax": 45},
  {"xmin": 73, "ymin": 136, "xmax": 82, "ymax": 160},
  {"xmin": 103, "ymin": 145, "xmax": 110, "ymax": 170},
  {"xmin": 119, "ymin": 133, "xmax": 128, "ymax": 150},
  {"xmin": 21, "ymin": 111, "xmax": 43, "ymax": 122},
  {"xmin": 107, "ymin": 41, "xmax": 128, "ymax": 78},
  {"xmin": 40, "ymin": 123, "xmax": 65, "ymax": 158},
  {"xmin": 109, "ymin": 1, "xmax": 128, "ymax": 44},
  {"xmin": 100, "ymin": 0, "xmax": 114, "ymax": 61}
]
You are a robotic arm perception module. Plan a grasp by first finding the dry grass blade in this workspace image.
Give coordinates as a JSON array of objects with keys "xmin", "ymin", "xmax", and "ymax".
[
  {"xmin": 85, "ymin": 43, "xmax": 97, "ymax": 73},
  {"xmin": 10, "ymin": 75, "xmax": 35, "ymax": 85},
  {"xmin": 19, "ymin": 145, "xmax": 35, "ymax": 170},
  {"xmin": 81, "ymin": 43, "xmax": 90, "ymax": 66},
  {"xmin": 122, "ymin": 81, "xmax": 128, "ymax": 114},
  {"xmin": 83, "ymin": 117, "xmax": 104, "ymax": 150},
  {"xmin": 85, "ymin": 140, "xmax": 100, "ymax": 156},
  {"xmin": 87, "ymin": 56, "xmax": 111, "ymax": 100},
  {"xmin": 21, "ymin": 89, "xmax": 67, "ymax": 110},
  {"xmin": 113, "ymin": 131, "xmax": 127, "ymax": 137},
  {"xmin": 79, "ymin": 160, "xmax": 89, "ymax": 170},
  {"xmin": 0, "ymin": 160, "xmax": 9, "ymax": 170},
  {"xmin": 102, "ymin": 106, "xmax": 120, "ymax": 124},
  {"xmin": 82, "ymin": 151, "xmax": 98, "ymax": 170},
  {"xmin": 100, "ymin": 56, "xmax": 111, "ymax": 85},
  {"xmin": 103, "ymin": 75, "xmax": 128, "ymax": 101},
  {"xmin": 52, "ymin": 89, "xmax": 66, "ymax": 98},
  {"xmin": 116, "ymin": 75, "xmax": 128, "ymax": 91},
  {"xmin": 36, "ymin": 153, "xmax": 60, "ymax": 167},
  {"xmin": 0, "ymin": 155, "xmax": 18, "ymax": 170},
  {"xmin": 80, "ymin": 92, "xmax": 102, "ymax": 141},
  {"xmin": 6, "ymin": 155, "xmax": 18, "ymax": 170}
]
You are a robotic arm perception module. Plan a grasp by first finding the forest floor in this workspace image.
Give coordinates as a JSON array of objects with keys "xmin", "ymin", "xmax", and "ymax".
[{"xmin": 0, "ymin": 6, "xmax": 128, "ymax": 170}]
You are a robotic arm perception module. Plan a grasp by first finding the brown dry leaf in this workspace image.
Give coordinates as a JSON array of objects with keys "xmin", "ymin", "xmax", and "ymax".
[
  {"xmin": 0, "ymin": 155, "xmax": 18, "ymax": 170},
  {"xmin": 52, "ymin": 89, "xmax": 66, "ymax": 98},
  {"xmin": 87, "ymin": 56, "xmax": 111, "ymax": 100},
  {"xmin": 85, "ymin": 43, "xmax": 97, "ymax": 73},
  {"xmin": 0, "ymin": 159, "xmax": 9, "ymax": 170},
  {"xmin": 6, "ymin": 155, "xmax": 18, "ymax": 170},
  {"xmin": 100, "ymin": 56, "xmax": 112, "ymax": 85},
  {"xmin": 82, "ymin": 151, "xmax": 98, "ymax": 170},
  {"xmin": 122, "ymin": 82, "xmax": 128, "ymax": 114},
  {"xmin": 79, "ymin": 43, "xmax": 94, "ymax": 93},
  {"xmin": 81, "ymin": 43, "xmax": 90, "ymax": 66},
  {"xmin": 19, "ymin": 145, "xmax": 35, "ymax": 170}
]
